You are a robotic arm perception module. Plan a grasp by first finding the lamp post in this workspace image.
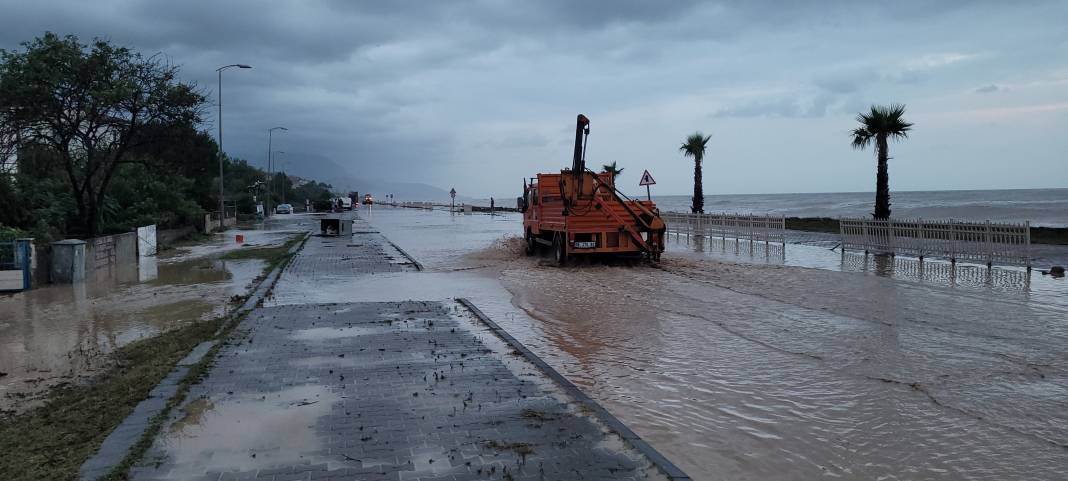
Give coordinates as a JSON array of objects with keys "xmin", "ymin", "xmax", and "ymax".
[
  {"xmin": 216, "ymin": 63, "xmax": 252, "ymax": 229},
  {"xmin": 265, "ymin": 126, "xmax": 287, "ymax": 217}
]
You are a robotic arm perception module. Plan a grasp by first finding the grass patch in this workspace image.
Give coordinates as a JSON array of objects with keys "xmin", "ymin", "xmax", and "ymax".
[
  {"xmin": 1031, "ymin": 227, "xmax": 1068, "ymax": 246},
  {"xmin": 220, "ymin": 235, "xmax": 306, "ymax": 275},
  {"xmin": 0, "ymin": 318, "xmax": 223, "ymax": 481},
  {"xmin": 785, "ymin": 217, "xmax": 840, "ymax": 234}
]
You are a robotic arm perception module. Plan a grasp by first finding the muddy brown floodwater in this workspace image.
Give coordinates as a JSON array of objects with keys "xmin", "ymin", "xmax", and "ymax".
[
  {"xmin": 364, "ymin": 207, "xmax": 1068, "ymax": 481},
  {"xmin": 0, "ymin": 217, "xmax": 308, "ymax": 414}
]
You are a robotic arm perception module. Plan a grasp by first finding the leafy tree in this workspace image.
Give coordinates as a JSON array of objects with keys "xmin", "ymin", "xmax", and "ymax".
[
  {"xmin": 601, "ymin": 161, "xmax": 624, "ymax": 182},
  {"xmin": 850, "ymin": 104, "xmax": 913, "ymax": 219},
  {"xmin": 0, "ymin": 32, "xmax": 205, "ymax": 237},
  {"xmin": 680, "ymin": 132, "xmax": 711, "ymax": 213}
]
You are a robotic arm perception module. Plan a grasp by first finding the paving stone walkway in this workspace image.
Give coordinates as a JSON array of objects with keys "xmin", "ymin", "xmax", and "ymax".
[{"xmin": 126, "ymin": 216, "xmax": 667, "ymax": 481}]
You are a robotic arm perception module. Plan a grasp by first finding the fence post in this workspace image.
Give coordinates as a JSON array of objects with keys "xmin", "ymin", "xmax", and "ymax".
[
  {"xmin": 1024, "ymin": 221, "xmax": 1031, "ymax": 270},
  {"xmin": 984, "ymin": 220, "xmax": 993, "ymax": 267},
  {"xmin": 949, "ymin": 220, "xmax": 957, "ymax": 264},
  {"xmin": 916, "ymin": 218, "xmax": 925, "ymax": 260},
  {"xmin": 887, "ymin": 218, "xmax": 896, "ymax": 255},
  {"xmin": 765, "ymin": 213, "xmax": 770, "ymax": 249},
  {"xmin": 14, "ymin": 238, "xmax": 33, "ymax": 290}
]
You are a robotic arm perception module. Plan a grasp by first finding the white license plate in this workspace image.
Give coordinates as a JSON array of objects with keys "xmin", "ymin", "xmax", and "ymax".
[{"xmin": 574, "ymin": 241, "xmax": 596, "ymax": 248}]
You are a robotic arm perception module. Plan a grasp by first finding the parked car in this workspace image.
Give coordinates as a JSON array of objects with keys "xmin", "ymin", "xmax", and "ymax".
[
  {"xmin": 339, "ymin": 197, "xmax": 353, "ymax": 210},
  {"xmin": 275, "ymin": 203, "xmax": 292, "ymax": 214}
]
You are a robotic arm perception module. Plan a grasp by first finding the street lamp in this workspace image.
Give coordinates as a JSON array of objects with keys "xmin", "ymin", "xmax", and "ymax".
[
  {"xmin": 216, "ymin": 63, "xmax": 252, "ymax": 230},
  {"xmin": 266, "ymin": 126, "xmax": 287, "ymax": 216}
]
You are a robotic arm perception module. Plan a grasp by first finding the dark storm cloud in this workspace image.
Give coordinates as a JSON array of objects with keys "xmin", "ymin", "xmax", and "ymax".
[{"xmin": 1, "ymin": 0, "xmax": 1066, "ymax": 195}]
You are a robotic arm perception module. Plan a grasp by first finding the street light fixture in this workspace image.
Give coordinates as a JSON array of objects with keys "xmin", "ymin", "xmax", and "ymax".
[
  {"xmin": 266, "ymin": 126, "xmax": 287, "ymax": 216},
  {"xmin": 216, "ymin": 63, "xmax": 252, "ymax": 230}
]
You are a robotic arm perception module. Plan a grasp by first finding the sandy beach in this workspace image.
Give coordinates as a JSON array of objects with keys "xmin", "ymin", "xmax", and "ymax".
[{"xmin": 360, "ymin": 205, "xmax": 1068, "ymax": 481}]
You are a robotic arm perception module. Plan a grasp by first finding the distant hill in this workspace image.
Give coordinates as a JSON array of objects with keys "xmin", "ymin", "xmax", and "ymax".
[{"xmin": 278, "ymin": 152, "xmax": 452, "ymax": 202}]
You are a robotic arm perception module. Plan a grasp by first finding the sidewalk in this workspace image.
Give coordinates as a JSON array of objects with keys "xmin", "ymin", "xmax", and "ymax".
[{"xmin": 123, "ymin": 215, "xmax": 678, "ymax": 480}]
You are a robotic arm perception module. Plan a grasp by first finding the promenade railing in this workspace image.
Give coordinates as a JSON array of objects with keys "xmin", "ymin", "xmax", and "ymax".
[
  {"xmin": 662, "ymin": 212, "xmax": 786, "ymax": 246},
  {"xmin": 838, "ymin": 217, "xmax": 1031, "ymax": 268}
]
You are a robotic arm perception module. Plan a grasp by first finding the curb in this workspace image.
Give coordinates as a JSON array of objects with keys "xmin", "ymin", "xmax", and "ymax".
[
  {"xmin": 456, "ymin": 298, "xmax": 693, "ymax": 481},
  {"xmin": 78, "ymin": 233, "xmax": 308, "ymax": 481},
  {"xmin": 387, "ymin": 239, "xmax": 423, "ymax": 271}
]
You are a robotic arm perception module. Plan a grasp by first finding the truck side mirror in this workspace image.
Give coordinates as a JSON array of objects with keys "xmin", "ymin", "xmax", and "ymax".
[{"xmin": 517, "ymin": 196, "xmax": 527, "ymax": 213}]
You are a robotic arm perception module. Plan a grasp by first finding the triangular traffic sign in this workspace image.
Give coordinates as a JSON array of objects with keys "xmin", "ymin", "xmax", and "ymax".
[{"xmin": 638, "ymin": 169, "xmax": 656, "ymax": 186}]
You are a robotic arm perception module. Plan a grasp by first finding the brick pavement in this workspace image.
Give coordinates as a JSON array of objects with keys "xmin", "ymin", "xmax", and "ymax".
[{"xmin": 126, "ymin": 215, "xmax": 666, "ymax": 481}]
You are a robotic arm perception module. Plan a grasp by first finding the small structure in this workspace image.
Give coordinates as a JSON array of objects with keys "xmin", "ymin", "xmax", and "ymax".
[
  {"xmin": 50, "ymin": 239, "xmax": 87, "ymax": 283},
  {"xmin": 320, "ymin": 216, "xmax": 353, "ymax": 237}
]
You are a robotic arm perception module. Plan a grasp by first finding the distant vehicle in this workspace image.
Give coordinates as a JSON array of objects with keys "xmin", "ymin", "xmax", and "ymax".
[
  {"xmin": 275, "ymin": 203, "xmax": 292, "ymax": 214},
  {"xmin": 339, "ymin": 197, "xmax": 353, "ymax": 210},
  {"xmin": 362, "ymin": 194, "xmax": 374, "ymax": 205}
]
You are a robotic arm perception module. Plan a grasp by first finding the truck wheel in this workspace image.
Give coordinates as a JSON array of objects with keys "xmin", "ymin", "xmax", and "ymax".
[
  {"xmin": 525, "ymin": 231, "xmax": 536, "ymax": 256},
  {"xmin": 553, "ymin": 235, "xmax": 568, "ymax": 265}
]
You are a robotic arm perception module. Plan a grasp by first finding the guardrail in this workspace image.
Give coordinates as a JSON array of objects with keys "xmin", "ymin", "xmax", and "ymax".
[
  {"xmin": 663, "ymin": 212, "xmax": 786, "ymax": 245},
  {"xmin": 838, "ymin": 217, "xmax": 1031, "ymax": 268}
]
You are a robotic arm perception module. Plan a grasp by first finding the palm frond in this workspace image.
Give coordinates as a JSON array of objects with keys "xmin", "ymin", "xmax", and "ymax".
[
  {"xmin": 680, "ymin": 131, "xmax": 711, "ymax": 159},
  {"xmin": 850, "ymin": 127, "xmax": 872, "ymax": 150},
  {"xmin": 852, "ymin": 104, "xmax": 912, "ymax": 146},
  {"xmin": 602, "ymin": 161, "xmax": 624, "ymax": 178}
]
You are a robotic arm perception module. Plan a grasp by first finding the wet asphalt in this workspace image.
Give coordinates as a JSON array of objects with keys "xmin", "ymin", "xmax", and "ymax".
[{"xmin": 125, "ymin": 213, "xmax": 668, "ymax": 481}]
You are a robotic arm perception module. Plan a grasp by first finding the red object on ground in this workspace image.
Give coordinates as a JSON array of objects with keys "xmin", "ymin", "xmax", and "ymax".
[{"xmin": 235, "ymin": 234, "xmax": 245, "ymax": 243}]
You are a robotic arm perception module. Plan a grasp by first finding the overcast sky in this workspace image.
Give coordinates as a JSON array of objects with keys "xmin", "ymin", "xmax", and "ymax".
[{"xmin": 2, "ymin": 1, "xmax": 1066, "ymax": 197}]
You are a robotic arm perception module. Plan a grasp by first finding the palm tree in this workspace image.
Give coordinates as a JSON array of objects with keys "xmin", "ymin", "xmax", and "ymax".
[
  {"xmin": 680, "ymin": 132, "xmax": 711, "ymax": 213},
  {"xmin": 850, "ymin": 104, "xmax": 913, "ymax": 219},
  {"xmin": 602, "ymin": 161, "xmax": 624, "ymax": 183}
]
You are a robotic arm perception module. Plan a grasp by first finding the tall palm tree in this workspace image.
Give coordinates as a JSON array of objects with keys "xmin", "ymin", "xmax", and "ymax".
[
  {"xmin": 851, "ymin": 104, "xmax": 913, "ymax": 219},
  {"xmin": 680, "ymin": 132, "xmax": 711, "ymax": 213},
  {"xmin": 602, "ymin": 161, "xmax": 624, "ymax": 183}
]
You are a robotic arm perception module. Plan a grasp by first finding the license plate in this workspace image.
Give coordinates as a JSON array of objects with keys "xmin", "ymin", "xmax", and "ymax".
[{"xmin": 574, "ymin": 241, "xmax": 596, "ymax": 248}]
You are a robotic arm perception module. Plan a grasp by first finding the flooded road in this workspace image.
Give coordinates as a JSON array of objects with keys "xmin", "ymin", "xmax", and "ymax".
[
  {"xmin": 364, "ymin": 206, "xmax": 1068, "ymax": 481},
  {"xmin": 0, "ymin": 215, "xmax": 308, "ymax": 413}
]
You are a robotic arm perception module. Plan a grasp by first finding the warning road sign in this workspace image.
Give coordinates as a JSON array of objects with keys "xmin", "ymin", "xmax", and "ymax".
[{"xmin": 638, "ymin": 170, "xmax": 656, "ymax": 186}]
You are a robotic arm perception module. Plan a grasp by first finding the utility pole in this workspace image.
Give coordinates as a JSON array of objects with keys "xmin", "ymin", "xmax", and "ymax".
[
  {"xmin": 216, "ymin": 64, "xmax": 252, "ymax": 230},
  {"xmin": 266, "ymin": 126, "xmax": 287, "ymax": 217}
]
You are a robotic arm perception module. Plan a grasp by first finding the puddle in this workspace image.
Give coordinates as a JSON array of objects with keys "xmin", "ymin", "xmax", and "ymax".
[
  {"xmin": 0, "ymin": 257, "xmax": 269, "ymax": 413},
  {"xmin": 156, "ymin": 384, "xmax": 339, "ymax": 476}
]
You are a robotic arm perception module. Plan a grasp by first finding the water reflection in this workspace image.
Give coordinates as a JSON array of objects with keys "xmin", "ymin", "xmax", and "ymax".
[
  {"xmin": 363, "ymin": 206, "xmax": 1068, "ymax": 481},
  {"xmin": 0, "ymin": 230, "xmax": 287, "ymax": 414},
  {"xmin": 841, "ymin": 251, "xmax": 1032, "ymax": 292}
]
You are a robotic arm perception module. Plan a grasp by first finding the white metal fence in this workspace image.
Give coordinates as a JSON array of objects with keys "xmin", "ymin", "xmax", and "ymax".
[
  {"xmin": 839, "ymin": 217, "xmax": 1031, "ymax": 268},
  {"xmin": 662, "ymin": 212, "xmax": 786, "ymax": 245}
]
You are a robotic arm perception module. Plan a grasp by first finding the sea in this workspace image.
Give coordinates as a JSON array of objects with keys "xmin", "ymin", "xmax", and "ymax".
[{"xmin": 641, "ymin": 188, "xmax": 1068, "ymax": 227}]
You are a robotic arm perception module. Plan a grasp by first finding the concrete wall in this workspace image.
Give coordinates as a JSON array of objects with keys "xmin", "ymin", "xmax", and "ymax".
[
  {"xmin": 84, "ymin": 232, "xmax": 137, "ymax": 273},
  {"xmin": 203, "ymin": 213, "xmax": 238, "ymax": 233}
]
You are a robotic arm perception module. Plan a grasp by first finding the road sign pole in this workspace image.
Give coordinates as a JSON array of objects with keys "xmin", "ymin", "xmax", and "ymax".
[{"xmin": 646, "ymin": 184, "xmax": 651, "ymax": 202}]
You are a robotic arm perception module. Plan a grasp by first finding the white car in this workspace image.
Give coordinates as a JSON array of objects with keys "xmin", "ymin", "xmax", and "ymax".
[{"xmin": 275, "ymin": 203, "xmax": 293, "ymax": 214}]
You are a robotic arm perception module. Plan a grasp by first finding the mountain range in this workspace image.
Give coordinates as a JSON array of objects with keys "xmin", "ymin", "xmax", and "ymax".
[{"xmin": 277, "ymin": 152, "xmax": 453, "ymax": 202}]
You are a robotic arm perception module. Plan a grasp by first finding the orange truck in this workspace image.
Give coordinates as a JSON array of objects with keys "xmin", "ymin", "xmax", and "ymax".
[{"xmin": 518, "ymin": 114, "xmax": 666, "ymax": 264}]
